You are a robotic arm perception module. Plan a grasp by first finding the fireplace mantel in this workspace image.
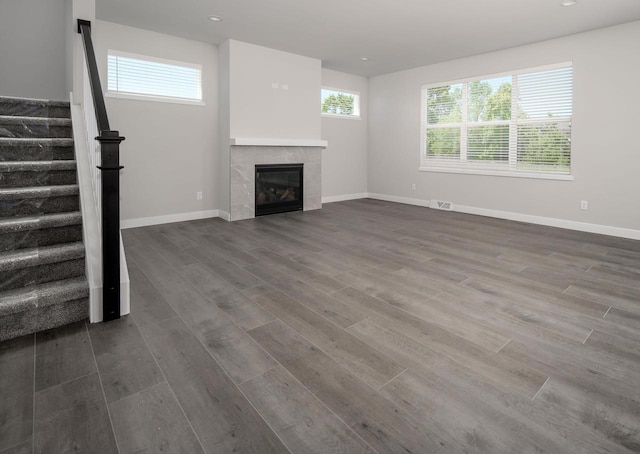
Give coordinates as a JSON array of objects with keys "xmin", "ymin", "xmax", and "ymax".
[{"xmin": 230, "ymin": 138, "xmax": 327, "ymax": 148}]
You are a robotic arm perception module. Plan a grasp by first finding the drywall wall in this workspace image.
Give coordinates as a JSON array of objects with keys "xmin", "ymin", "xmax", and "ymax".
[
  {"xmin": 94, "ymin": 21, "xmax": 219, "ymax": 224},
  {"xmin": 228, "ymin": 40, "xmax": 321, "ymax": 140},
  {"xmin": 368, "ymin": 20, "xmax": 640, "ymax": 231},
  {"xmin": 0, "ymin": 0, "xmax": 69, "ymax": 100},
  {"xmin": 321, "ymin": 69, "xmax": 368, "ymax": 200}
]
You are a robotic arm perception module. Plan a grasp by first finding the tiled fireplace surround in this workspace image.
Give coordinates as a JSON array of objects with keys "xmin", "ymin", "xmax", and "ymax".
[{"xmin": 230, "ymin": 146, "xmax": 323, "ymax": 221}]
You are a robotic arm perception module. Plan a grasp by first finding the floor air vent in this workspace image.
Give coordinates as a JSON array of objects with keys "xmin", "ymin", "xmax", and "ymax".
[{"xmin": 430, "ymin": 200, "xmax": 453, "ymax": 211}]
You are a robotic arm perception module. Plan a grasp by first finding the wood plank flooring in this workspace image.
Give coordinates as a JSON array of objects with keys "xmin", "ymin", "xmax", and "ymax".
[{"xmin": 1, "ymin": 199, "xmax": 640, "ymax": 453}]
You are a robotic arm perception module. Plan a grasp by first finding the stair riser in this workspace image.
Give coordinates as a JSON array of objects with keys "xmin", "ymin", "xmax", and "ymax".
[
  {"xmin": 0, "ymin": 225, "xmax": 83, "ymax": 252},
  {"xmin": 0, "ymin": 196, "xmax": 79, "ymax": 217},
  {"xmin": 0, "ymin": 259, "xmax": 85, "ymax": 292},
  {"xmin": 0, "ymin": 145, "xmax": 74, "ymax": 162},
  {"xmin": 0, "ymin": 297, "xmax": 88, "ymax": 342},
  {"xmin": 0, "ymin": 103, "xmax": 70, "ymax": 119},
  {"xmin": 0, "ymin": 123, "xmax": 72, "ymax": 139},
  {"xmin": 0, "ymin": 170, "xmax": 77, "ymax": 188}
]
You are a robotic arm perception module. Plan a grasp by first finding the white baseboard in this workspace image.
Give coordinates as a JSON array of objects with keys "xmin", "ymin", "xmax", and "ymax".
[
  {"xmin": 366, "ymin": 193, "xmax": 640, "ymax": 240},
  {"xmin": 119, "ymin": 195, "xmax": 640, "ymax": 240},
  {"xmin": 454, "ymin": 204, "xmax": 640, "ymax": 240},
  {"xmin": 218, "ymin": 210, "xmax": 231, "ymax": 222},
  {"xmin": 322, "ymin": 193, "xmax": 369, "ymax": 204},
  {"xmin": 121, "ymin": 210, "xmax": 219, "ymax": 229},
  {"xmin": 366, "ymin": 193, "xmax": 431, "ymax": 208}
]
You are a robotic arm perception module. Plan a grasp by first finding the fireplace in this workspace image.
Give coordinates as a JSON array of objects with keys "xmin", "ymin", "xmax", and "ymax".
[{"xmin": 255, "ymin": 164, "xmax": 304, "ymax": 216}]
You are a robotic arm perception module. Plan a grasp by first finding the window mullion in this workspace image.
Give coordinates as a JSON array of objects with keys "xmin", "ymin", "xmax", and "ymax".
[
  {"xmin": 461, "ymin": 83, "xmax": 468, "ymax": 162},
  {"xmin": 509, "ymin": 75, "xmax": 518, "ymax": 171}
]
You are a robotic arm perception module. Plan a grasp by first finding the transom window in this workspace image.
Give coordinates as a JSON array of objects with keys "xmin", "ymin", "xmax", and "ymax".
[
  {"xmin": 107, "ymin": 50, "xmax": 203, "ymax": 105},
  {"xmin": 421, "ymin": 63, "xmax": 573, "ymax": 179},
  {"xmin": 321, "ymin": 87, "xmax": 360, "ymax": 118}
]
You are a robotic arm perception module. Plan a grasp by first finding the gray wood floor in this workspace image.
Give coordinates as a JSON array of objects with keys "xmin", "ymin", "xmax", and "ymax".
[{"xmin": 2, "ymin": 199, "xmax": 640, "ymax": 453}]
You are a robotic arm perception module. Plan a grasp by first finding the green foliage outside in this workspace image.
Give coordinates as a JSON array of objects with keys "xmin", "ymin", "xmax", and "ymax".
[
  {"xmin": 426, "ymin": 80, "xmax": 570, "ymax": 172},
  {"xmin": 322, "ymin": 93, "xmax": 355, "ymax": 115}
]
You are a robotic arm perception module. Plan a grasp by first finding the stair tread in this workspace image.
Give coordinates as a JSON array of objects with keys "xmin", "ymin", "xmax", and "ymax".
[
  {"xmin": 0, "ymin": 137, "xmax": 74, "ymax": 146},
  {"xmin": 0, "ymin": 276, "xmax": 88, "ymax": 316},
  {"xmin": 0, "ymin": 160, "xmax": 76, "ymax": 171},
  {"xmin": 0, "ymin": 115, "xmax": 72, "ymax": 125},
  {"xmin": 0, "ymin": 241, "xmax": 85, "ymax": 272},
  {"xmin": 0, "ymin": 184, "xmax": 79, "ymax": 200},
  {"xmin": 0, "ymin": 211, "xmax": 82, "ymax": 233},
  {"xmin": 0, "ymin": 96, "xmax": 70, "ymax": 108}
]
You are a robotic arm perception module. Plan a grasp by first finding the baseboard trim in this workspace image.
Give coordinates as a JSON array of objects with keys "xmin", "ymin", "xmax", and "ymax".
[
  {"xmin": 121, "ymin": 210, "xmax": 219, "ymax": 229},
  {"xmin": 366, "ymin": 193, "xmax": 431, "ymax": 208},
  {"xmin": 322, "ymin": 193, "xmax": 369, "ymax": 204},
  {"xmin": 366, "ymin": 193, "xmax": 640, "ymax": 240},
  {"xmin": 218, "ymin": 210, "xmax": 231, "ymax": 222}
]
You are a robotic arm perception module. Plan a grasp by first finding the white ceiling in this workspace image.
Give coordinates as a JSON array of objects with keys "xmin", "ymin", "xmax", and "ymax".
[{"xmin": 96, "ymin": 0, "xmax": 640, "ymax": 77}]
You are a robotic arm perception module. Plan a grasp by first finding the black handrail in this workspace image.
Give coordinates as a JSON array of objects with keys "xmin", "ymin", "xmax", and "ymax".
[{"xmin": 78, "ymin": 19, "xmax": 125, "ymax": 322}]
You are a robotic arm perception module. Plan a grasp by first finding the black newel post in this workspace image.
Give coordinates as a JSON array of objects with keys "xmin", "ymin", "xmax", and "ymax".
[{"xmin": 78, "ymin": 19, "xmax": 125, "ymax": 321}]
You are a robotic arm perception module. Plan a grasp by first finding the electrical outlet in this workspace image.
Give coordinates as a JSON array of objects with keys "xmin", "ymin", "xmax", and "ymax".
[
  {"xmin": 197, "ymin": 192, "xmax": 203, "ymax": 200},
  {"xmin": 281, "ymin": 84, "xmax": 289, "ymax": 90},
  {"xmin": 581, "ymin": 200, "xmax": 588, "ymax": 210},
  {"xmin": 412, "ymin": 183, "xmax": 416, "ymax": 191},
  {"xmin": 271, "ymin": 82, "xmax": 279, "ymax": 89}
]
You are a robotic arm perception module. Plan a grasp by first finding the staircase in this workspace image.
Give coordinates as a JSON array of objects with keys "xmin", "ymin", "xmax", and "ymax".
[{"xmin": 0, "ymin": 96, "xmax": 89, "ymax": 341}]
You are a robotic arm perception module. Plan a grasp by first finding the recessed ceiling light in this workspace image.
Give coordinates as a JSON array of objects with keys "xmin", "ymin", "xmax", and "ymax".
[
  {"xmin": 360, "ymin": 57, "xmax": 369, "ymax": 61},
  {"xmin": 561, "ymin": 1, "xmax": 576, "ymax": 6},
  {"xmin": 208, "ymin": 15, "xmax": 223, "ymax": 22}
]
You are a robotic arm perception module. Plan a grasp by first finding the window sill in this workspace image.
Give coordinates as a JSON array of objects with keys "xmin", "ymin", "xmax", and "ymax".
[
  {"xmin": 105, "ymin": 91, "xmax": 205, "ymax": 106},
  {"xmin": 419, "ymin": 166, "xmax": 574, "ymax": 181},
  {"xmin": 321, "ymin": 113, "xmax": 361, "ymax": 120}
]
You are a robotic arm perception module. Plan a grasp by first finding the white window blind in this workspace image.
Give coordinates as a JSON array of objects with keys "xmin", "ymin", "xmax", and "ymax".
[
  {"xmin": 421, "ymin": 63, "xmax": 573, "ymax": 178},
  {"xmin": 107, "ymin": 50, "xmax": 203, "ymax": 104},
  {"xmin": 321, "ymin": 87, "xmax": 360, "ymax": 118}
]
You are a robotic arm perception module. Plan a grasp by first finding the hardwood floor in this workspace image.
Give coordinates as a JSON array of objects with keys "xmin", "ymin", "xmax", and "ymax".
[{"xmin": 2, "ymin": 199, "xmax": 640, "ymax": 453}]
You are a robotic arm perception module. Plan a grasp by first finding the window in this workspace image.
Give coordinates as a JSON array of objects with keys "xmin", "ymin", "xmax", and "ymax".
[
  {"xmin": 321, "ymin": 87, "xmax": 360, "ymax": 118},
  {"xmin": 421, "ymin": 63, "xmax": 573, "ymax": 179},
  {"xmin": 107, "ymin": 50, "xmax": 203, "ymax": 105}
]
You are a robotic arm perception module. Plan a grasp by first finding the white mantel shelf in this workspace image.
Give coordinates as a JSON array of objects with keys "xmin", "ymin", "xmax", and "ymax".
[{"xmin": 231, "ymin": 138, "xmax": 328, "ymax": 148}]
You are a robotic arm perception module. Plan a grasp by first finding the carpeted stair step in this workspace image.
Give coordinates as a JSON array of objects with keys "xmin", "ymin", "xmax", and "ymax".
[
  {"xmin": 0, "ymin": 241, "xmax": 85, "ymax": 291},
  {"xmin": 0, "ymin": 97, "xmax": 70, "ymax": 119},
  {"xmin": 0, "ymin": 276, "xmax": 88, "ymax": 341},
  {"xmin": 0, "ymin": 160, "xmax": 77, "ymax": 188},
  {"xmin": 0, "ymin": 185, "xmax": 79, "ymax": 217},
  {"xmin": 0, "ymin": 115, "xmax": 72, "ymax": 139},
  {"xmin": 0, "ymin": 211, "xmax": 83, "ymax": 252},
  {"xmin": 0, "ymin": 138, "xmax": 74, "ymax": 161}
]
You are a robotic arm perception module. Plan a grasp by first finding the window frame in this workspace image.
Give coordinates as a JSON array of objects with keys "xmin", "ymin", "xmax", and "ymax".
[
  {"xmin": 321, "ymin": 86, "xmax": 361, "ymax": 120},
  {"xmin": 420, "ymin": 62, "xmax": 573, "ymax": 180},
  {"xmin": 106, "ymin": 49, "xmax": 205, "ymax": 106}
]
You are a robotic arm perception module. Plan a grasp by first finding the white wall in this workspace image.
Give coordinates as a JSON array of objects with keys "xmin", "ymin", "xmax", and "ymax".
[
  {"xmin": 228, "ymin": 40, "xmax": 321, "ymax": 140},
  {"xmin": 0, "ymin": 0, "xmax": 69, "ymax": 100},
  {"xmin": 321, "ymin": 69, "xmax": 368, "ymax": 200},
  {"xmin": 94, "ymin": 21, "xmax": 219, "ymax": 224},
  {"xmin": 369, "ymin": 21, "xmax": 640, "ymax": 232}
]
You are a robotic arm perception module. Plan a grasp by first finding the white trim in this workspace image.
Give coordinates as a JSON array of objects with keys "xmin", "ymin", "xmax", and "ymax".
[
  {"xmin": 218, "ymin": 210, "xmax": 231, "ymax": 222},
  {"xmin": 420, "ymin": 61, "xmax": 573, "ymax": 90},
  {"xmin": 104, "ymin": 91, "xmax": 205, "ymax": 106},
  {"xmin": 366, "ymin": 193, "xmax": 431, "ymax": 208},
  {"xmin": 322, "ymin": 193, "xmax": 369, "ymax": 204},
  {"xmin": 418, "ymin": 167, "xmax": 574, "ymax": 181},
  {"xmin": 365, "ymin": 193, "xmax": 640, "ymax": 240},
  {"xmin": 231, "ymin": 138, "xmax": 328, "ymax": 147},
  {"xmin": 321, "ymin": 113, "xmax": 361, "ymax": 120},
  {"xmin": 121, "ymin": 210, "xmax": 219, "ymax": 229}
]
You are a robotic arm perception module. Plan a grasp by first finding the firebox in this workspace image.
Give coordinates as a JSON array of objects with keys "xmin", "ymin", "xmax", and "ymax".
[{"xmin": 255, "ymin": 164, "xmax": 304, "ymax": 216}]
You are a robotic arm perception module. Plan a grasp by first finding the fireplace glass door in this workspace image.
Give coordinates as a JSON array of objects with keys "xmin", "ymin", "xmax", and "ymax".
[{"xmin": 255, "ymin": 164, "xmax": 304, "ymax": 216}]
